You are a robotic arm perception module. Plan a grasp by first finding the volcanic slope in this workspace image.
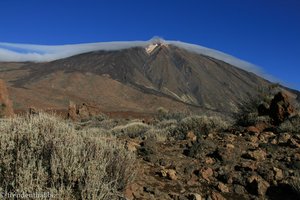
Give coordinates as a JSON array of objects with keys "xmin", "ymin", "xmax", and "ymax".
[{"xmin": 0, "ymin": 43, "xmax": 279, "ymax": 114}]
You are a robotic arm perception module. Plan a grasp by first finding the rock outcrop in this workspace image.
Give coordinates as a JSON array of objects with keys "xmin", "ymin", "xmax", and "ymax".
[
  {"xmin": 269, "ymin": 92, "xmax": 294, "ymax": 124},
  {"xmin": 0, "ymin": 79, "xmax": 14, "ymax": 117},
  {"xmin": 67, "ymin": 101, "xmax": 102, "ymax": 121},
  {"xmin": 257, "ymin": 92, "xmax": 295, "ymax": 125}
]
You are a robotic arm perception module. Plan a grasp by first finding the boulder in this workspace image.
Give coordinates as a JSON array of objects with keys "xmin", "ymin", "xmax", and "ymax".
[
  {"xmin": 67, "ymin": 101, "xmax": 102, "ymax": 121},
  {"xmin": 273, "ymin": 167, "xmax": 284, "ymax": 181},
  {"xmin": 233, "ymin": 184, "xmax": 246, "ymax": 194},
  {"xmin": 259, "ymin": 132, "xmax": 275, "ymax": 143},
  {"xmin": 246, "ymin": 126, "xmax": 260, "ymax": 135},
  {"xmin": 217, "ymin": 182, "xmax": 229, "ymax": 193},
  {"xmin": 186, "ymin": 193, "xmax": 202, "ymax": 200},
  {"xmin": 293, "ymin": 153, "xmax": 300, "ymax": 161},
  {"xmin": 78, "ymin": 104, "xmax": 90, "ymax": 119},
  {"xmin": 211, "ymin": 191, "xmax": 226, "ymax": 200},
  {"xmin": 278, "ymin": 132, "xmax": 292, "ymax": 144},
  {"xmin": 242, "ymin": 149, "xmax": 267, "ymax": 161},
  {"xmin": 246, "ymin": 175, "xmax": 270, "ymax": 196},
  {"xmin": 68, "ymin": 101, "xmax": 78, "ymax": 121},
  {"xmin": 246, "ymin": 135, "xmax": 258, "ymax": 143},
  {"xmin": 235, "ymin": 161, "xmax": 258, "ymax": 172},
  {"xmin": 288, "ymin": 138, "xmax": 300, "ymax": 148},
  {"xmin": 205, "ymin": 157, "xmax": 215, "ymax": 164},
  {"xmin": 212, "ymin": 147, "xmax": 237, "ymax": 163},
  {"xmin": 124, "ymin": 183, "xmax": 141, "ymax": 200},
  {"xmin": 186, "ymin": 131, "xmax": 197, "ymax": 141},
  {"xmin": 225, "ymin": 144, "xmax": 235, "ymax": 149},
  {"xmin": 0, "ymin": 79, "xmax": 14, "ymax": 117},
  {"xmin": 160, "ymin": 168, "xmax": 177, "ymax": 180},
  {"xmin": 269, "ymin": 92, "xmax": 294, "ymax": 124},
  {"xmin": 200, "ymin": 167, "xmax": 214, "ymax": 182},
  {"xmin": 28, "ymin": 107, "xmax": 39, "ymax": 115}
]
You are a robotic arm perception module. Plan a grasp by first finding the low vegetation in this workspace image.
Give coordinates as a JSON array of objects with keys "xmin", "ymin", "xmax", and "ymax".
[
  {"xmin": 0, "ymin": 111, "xmax": 232, "ymax": 199},
  {"xmin": 111, "ymin": 122, "xmax": 150, "ymax": 138},
  {"xmin": 0, "ymin": 113, "xmax": 136, "ymax": 200},
  {"xmin": 1, "ymin": 95, "xmax": 299, "ymax": 200},
  {"xmin": 234, "ymin": 84, "xmax": 299, "ymax": 130},
  {"xmin": 279, "ymin": 113, "xmax": 300, "ymax": 134},
  {"xmin": 156, "ymin": 107, "xmax": 189, "ymax": 122},
  {"xmin": 172, "ymin": 115, "xmax": 230, "ymax": 139}
]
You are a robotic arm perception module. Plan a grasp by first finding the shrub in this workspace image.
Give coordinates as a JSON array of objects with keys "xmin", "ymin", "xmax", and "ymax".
[
  {"xmin": 111, "ymin": 122, "xmax": 150, "ymax": 138},
  {"xmin": 156, "ymin": 107, "xmax": 188, "ymax": 121},
  {"xmin": 74, "ymin": 113, "xmax": 111, "ymax": 129},
  {"xmin": 234, "ymin": 84, "xmax": 279, "ymax": 126},
  {"xmin": 134, "ymin": 119, "xmax": 178, "ymax": 142},
  {"xmin": 236, "ymin": 112, "xmax": 272, "ymax": 127},
  {"xmin": 144, "ymin": 128, "xmax": 168, "ymax": 142},
  {"xmin": 279, "ymin": 114, "xmax": 300, "ymax": 133},
  {"xmin": 92, "ymin": 113, "xmax": 109, "ymax": 121},
  {"xmin": 156, "ymin": 119, "xmax": 178, "ymax": 129},
  {"xmin": 86, "ymin": 118, "xmax": 124, "ymax": 130},
  {"xmin": 172, "ymin": 115, "xmax": 230, "ymax": 139},
  {"xmin": 0, "ymin": 113, "xmax": 136, "ymax": 200},
  {"xmin": 157, "ymin": 119, "xmax": 177, "ymax": 134}
]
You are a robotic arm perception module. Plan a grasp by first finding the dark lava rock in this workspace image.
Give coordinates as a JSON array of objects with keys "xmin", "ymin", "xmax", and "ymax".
[{"xmin": 269, "ymin": 92, "xmax": 294, "ymax": 125}]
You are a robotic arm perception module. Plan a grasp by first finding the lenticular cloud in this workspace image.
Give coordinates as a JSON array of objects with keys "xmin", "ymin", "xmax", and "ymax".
[
  {"xmin": 0, "ymin": 38, "xmax": 260, "ymax": 74},
  {"xmin": 0, "ymin": 41, "xmax": 150, "ymax": 62}
]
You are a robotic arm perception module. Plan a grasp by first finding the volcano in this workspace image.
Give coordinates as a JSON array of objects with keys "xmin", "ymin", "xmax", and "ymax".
[{"xmin": 0, "ymin": 39, "xmax": 297, "ymax": 114}]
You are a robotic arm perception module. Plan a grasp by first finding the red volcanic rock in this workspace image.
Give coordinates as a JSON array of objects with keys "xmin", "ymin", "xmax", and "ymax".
[
  {"xmin": 246, "ymin": 126, "xmax": 260, "ymax": 135},
  {"xmin": 28, "ymin": 107, "xmax": 39, "ymax": 115},
  {"xmin": 246, "ymin": 175, "xmax": 270, "ymax": 196},
  {"xmin": 0, "ymin": 79, "xmax": 14, "ymax": 117},
  {"xmin": 269, "ymin": 92, "xmax": 294, "ymax": 125},
  {"xmin": 67, "ymin": 101, "xmax": 102, "ymax": 121},
  {"xmin": 67, "ymin": 101, "xmax": 78, "ymax": 121}
]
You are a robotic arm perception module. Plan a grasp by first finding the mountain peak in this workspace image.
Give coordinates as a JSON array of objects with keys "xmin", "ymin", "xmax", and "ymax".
[
  {"xmin": 0, "ymin": 38, "xmax": 259, "ymax": 76},
  {"xmin": 1, "ymin": 40, "xmax": 296, "ymax": 114},
  {"xmin": 149, "ymin": 36, "xmax": 166, "ymax": 44},
  {"xmin": 145, "ymin": 40, "xmax": 168, "ymax": 54},
  {"xmin": 145, "ymin": 43, "xmax": 159, "ymax": 54}
]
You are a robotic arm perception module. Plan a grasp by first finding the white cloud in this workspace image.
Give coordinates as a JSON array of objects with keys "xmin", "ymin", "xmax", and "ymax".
[
  {"xmin": 0, "ymin": 38, "xmax": 262, "ymax": 75},
  {"xmin": 0, "ymin": 41, "xmax": 150, "ymax": 62}
]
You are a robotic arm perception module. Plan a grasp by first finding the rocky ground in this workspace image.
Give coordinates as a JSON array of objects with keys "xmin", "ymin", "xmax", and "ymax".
[
  {"xmin": 123, "ymin": 125, "xmax": 300, "ymax": 200},
  {"xmin": 121, "ymin": 92, "xmax": 300, "ymax": 200}
]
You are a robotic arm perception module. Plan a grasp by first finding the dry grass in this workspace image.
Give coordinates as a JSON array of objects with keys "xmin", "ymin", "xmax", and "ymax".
[{"xmin": 0, "ymin": 113, "xmax": 136, "ymax": 200}]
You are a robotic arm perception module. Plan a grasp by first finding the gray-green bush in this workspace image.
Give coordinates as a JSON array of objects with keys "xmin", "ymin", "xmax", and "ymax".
[
  {"xmin": 172, "ymin": 115, "xmax": 230, "ymax": 139},
  {"xmin": 156, "ymin": 107, "xmax": 188, "ymax": 122},
  {"xmin": 0, "ymin": 113, "xmax": 136, "ymax": 200},
  {"xmin": 111, "ymin": 122, "xmax": 150, "ymax": 138},
  {"xmin": 279, "ymin": 114, "xmax": 300, "ymax": 133}
]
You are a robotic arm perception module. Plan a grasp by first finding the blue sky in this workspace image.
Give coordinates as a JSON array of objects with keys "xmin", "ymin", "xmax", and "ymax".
[{"xmin": 0, "ymin": 0, "xmax": 299, "ymax": 90}]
